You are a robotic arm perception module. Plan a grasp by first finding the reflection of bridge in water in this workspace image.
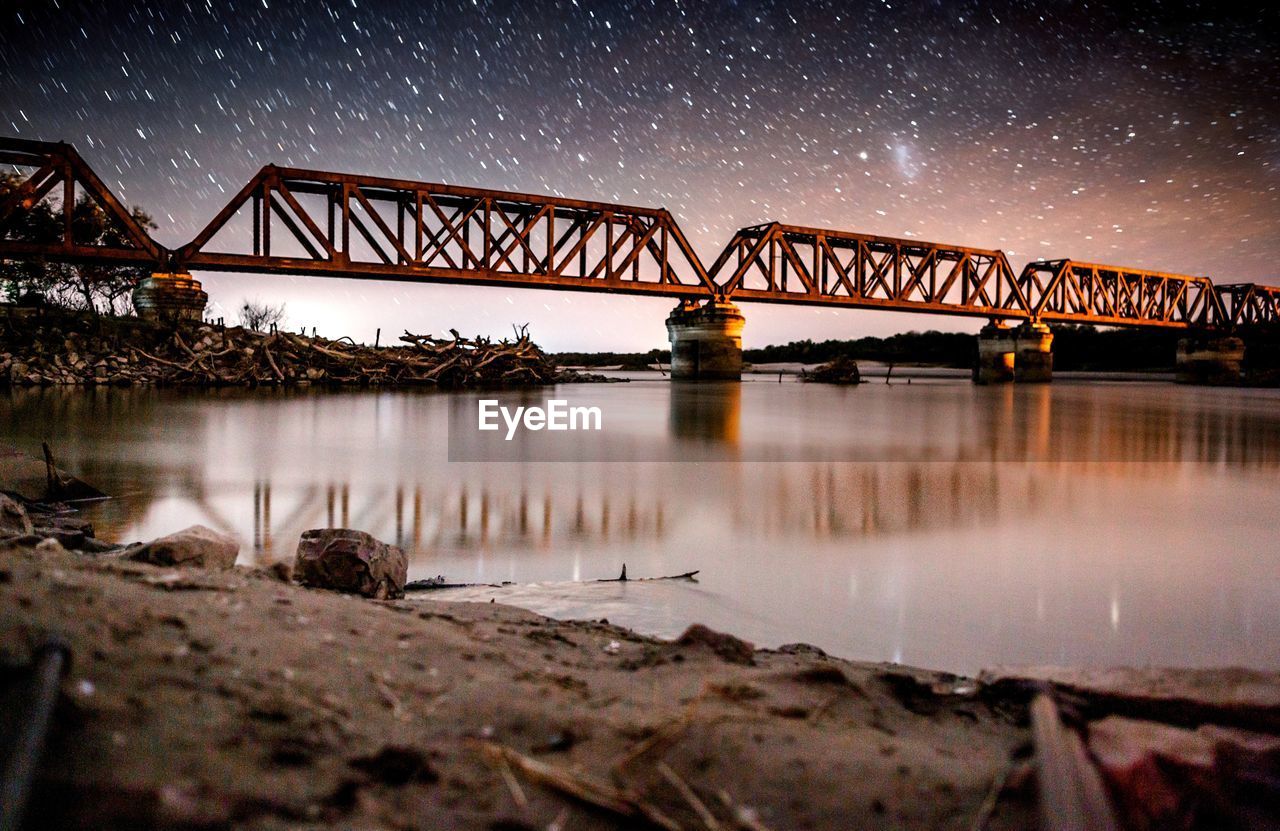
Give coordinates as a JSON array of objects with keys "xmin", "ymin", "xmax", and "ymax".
[
  {"xmin": 206, "ymin": 382, "xmax": 1280, "ymax": 562},
  {"xmin": 2, "ymin": 383, "xmax": 1276, "ymax": 565},
  {"xmin": 239, "ymin": 466, "xmax": 1043, "ymax": 562},
  {"xmin": 668, "ymin": 380, "xmax": 1280, "ymax": 466}
]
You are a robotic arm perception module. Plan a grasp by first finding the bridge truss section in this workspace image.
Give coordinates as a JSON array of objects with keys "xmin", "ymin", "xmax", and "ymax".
[
  {"xmin": 1016, "ymin": 259, "xmax": 1227, "ymax": 329},
  {"xmin": 707, "ymin": 222, "xmax": 1034, "ymax": 320},
  {"xmin": 177, "ymin": 166, "xmax": 717, "ymax": 300},
  {"xmin": 1215, "ymin": 282, "xmax": 1280, "ymax": 327},
  {"xmin": 0, "ymin": 137, "xmax": 163, "ymax": 267}
]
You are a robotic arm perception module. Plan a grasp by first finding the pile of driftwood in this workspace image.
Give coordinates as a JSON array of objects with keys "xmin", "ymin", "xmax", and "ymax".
[{"xmin": 1, "ymin": 311, "xmax": 581, "ymax": 389}]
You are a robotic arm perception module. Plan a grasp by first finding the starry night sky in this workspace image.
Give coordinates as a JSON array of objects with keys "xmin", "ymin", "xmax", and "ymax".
[{"xmin": 3, "ymin": 0, "xmax": 1277, "ymax": 349}]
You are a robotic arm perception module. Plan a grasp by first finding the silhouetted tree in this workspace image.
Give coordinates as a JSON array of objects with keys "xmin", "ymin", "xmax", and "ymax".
[
  {"xmin": 0, "ymin": 172, "xmax": 157, "ymax": 315},
  {"xmin": 238, "ymin": 299, "xmax": 287, "ymax": 332}
]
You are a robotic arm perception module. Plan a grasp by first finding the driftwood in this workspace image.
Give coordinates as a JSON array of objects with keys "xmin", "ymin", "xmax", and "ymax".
[
  {"xmin": 1, "ymin": 312, "xmax": 584, "ymax": 389},
  {"xmin": 1030, "ymin": 693, "xmax": 1121, "ymax": 831},
  {"xmin": 596, "ymin": 564, "xmax": 700, "ymax": 582},
  {"xmin": 403, "ymin": 565, "xmax": 699, "ymax": 593},
  {"xmin": 477, "ymin": 741, "xmax": 681, "ymax": 831}
]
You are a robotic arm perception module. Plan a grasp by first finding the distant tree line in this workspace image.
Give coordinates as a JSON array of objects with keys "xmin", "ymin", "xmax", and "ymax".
[
  {"xmin": 1050, "ymin": 325, "xmax": 1181, "ymax": 371},
  {"xmin": 554, "ymin": 326, "xmax": 1225, "ymax": 372},
  {"xmin": 742, "ymin": 331, "xmax": 977, "ymax": 367},
  {"xmin": 553, "ymin": 348, "xmax": 670, "ymax": 370}
]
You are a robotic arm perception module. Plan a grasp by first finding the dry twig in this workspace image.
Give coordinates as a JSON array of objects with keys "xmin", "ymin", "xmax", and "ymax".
[{"xmin": 478, "ymin": 741, "xmax": 681, "ymax": 831}]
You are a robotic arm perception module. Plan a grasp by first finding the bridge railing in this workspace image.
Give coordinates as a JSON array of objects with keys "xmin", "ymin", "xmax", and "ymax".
[
  {"xmin": 175, "ymin": 166, "xmax": 717, "ymax": 298},
  {"xmin": 706, "ymin": 222, "xmax": 1034, "ymax": 320}
]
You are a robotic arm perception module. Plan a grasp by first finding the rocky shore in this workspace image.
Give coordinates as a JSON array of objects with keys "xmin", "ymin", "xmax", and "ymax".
[
  {"xmin": 0, "ymin": 307, "xmax": 598, "ymax": 389},
  {"xmin": 1, "ymin": 495, "xmax": 1278, "ymax": 830}
]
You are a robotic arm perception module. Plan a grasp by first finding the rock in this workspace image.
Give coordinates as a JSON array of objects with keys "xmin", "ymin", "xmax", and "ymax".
[
  {"xmin": 294, "ymin": 528, "xmax": 407, "ymax": 599},
  {"xmin": 801, "ymin": 355, "xmax": 861, "ymax": 384},
  {"xmin": 0, "ymin": 493, "xmax": 34, "ymax": 536},
  {"xmin": 675, "ymin": 623, "xmax": 755, "ymax": 665},
  {"xmin": 267, "ymin": 559, "xmax": 293, "ymax": 583},
  {"xmin": 34, "ymin": 537, "xmax": 68, "ymax": 556},
  {"xmin": 978, "ymin": 665, "xmax": 1280, "ymax": 731},
  {"xmin": 78, "ymin": 537, "xmax": 124, "ymax": 555},
  {"xmin": 129, "ymin": 524, "xmax": 239, "ymax": 569},
  {"xmin": 32, "ymin": 526, "xmax": 87, "ymax": 549},
  {"xmin": 33, "ymin": 514, "xmax": 95, "ymax": 550},
  {"xmin": 0, "ymin": 534, "xmax": 45, "ymax": 552},
  {"xmin": 55, "ymin": 515, "xmax": 93, "ymax": 535}
]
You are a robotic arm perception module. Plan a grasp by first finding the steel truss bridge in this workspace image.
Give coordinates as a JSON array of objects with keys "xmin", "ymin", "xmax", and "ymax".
[{"xmin": 1, "ymin": 137, "xmax": 1276, "ymax": 329}]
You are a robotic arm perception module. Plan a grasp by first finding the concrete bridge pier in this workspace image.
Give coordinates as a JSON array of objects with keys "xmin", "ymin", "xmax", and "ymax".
[
  {"xmin": 1175, "ymin": 336, "xmax": 1245, "ymax": 385},
  {"xmin": 666, "ymin": 298, "xmax": 745, "ymax": 381},
  {"xmin": 974, "ymin": 322, "xmax": 1016, "ymax": 384},
  {"xmin": 132, "ymin": 272, "xmax": 208, "ymax": 323},
  {"xmin": 1013, "ymin": 321, "xmax": 1054, "ymax": 383}
]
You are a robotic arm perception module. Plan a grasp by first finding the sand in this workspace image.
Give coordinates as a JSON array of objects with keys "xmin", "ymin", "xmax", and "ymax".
[{"xmin": 1, "ymin": 541, "xmax": 1039, "ymax": 830}]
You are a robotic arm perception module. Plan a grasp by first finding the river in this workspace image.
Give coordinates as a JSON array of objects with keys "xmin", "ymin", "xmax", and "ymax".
[{"xmin": 5, "ymin": 372, "xmax": 1279, "ymax": 675}]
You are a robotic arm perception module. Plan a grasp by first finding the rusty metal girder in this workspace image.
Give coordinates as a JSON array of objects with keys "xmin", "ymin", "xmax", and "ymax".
[
  {"xmin": 1016, "ymin": 259, "xmax": 1227, "ymax": 329},
  {"xmin": 704, "ymin": 222, "xmax": 1033, "ymax": 320},
  {"xmin": 0, "ymin": 137, "xmax": 164, "ymax": 266},
  {"xmin": 175, "ymin": 165, "xmax": 716, "ymax": 299},
  {"xmin": 1215, "ymin": 282, "xmax": 1280, "ymax": 328},
  {"xmin": 1, "ymin": 136, "xmax": 1277, "ymax": 330}
]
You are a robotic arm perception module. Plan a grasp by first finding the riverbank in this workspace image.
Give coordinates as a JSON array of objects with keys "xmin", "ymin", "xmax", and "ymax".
[
  {"xmin": 4, "ymin": 527, "xmax": 1280, "ymax": 830},
  {"xmin": 0, "ymin": 306, "xmax": 601, "ymax": 389},
  {"xmin": 3, "ymin": 538, "xmax": 1034, "ymax": 830}
]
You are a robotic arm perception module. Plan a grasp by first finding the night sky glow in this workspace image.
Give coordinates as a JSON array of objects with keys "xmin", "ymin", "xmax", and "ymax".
[{"xmin": 3, "ymin": 1, "xmax": 1277, "ymax": 349}]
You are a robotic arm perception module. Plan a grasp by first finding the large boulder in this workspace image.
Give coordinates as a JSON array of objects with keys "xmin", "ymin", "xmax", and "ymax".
[
  {"xmin": 0, "ymin": 493, "xmax": 33, "ymax": 536},
  {"xmin": 294, "ymin": 529, "xmax": 406, "ymax": 599},
  {"xmin": 128, "ymin": 524, "xmax": 239, "ymax": 569}
]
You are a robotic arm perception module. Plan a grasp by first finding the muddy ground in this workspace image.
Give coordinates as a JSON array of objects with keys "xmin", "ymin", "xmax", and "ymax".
[
  {"xmin": 0, "ymin": 541, "xmax": 1050, "ymax": 831},
  {"xmin": 7, "ymin": 538, "xmax": 1280, "ymax": 830}
]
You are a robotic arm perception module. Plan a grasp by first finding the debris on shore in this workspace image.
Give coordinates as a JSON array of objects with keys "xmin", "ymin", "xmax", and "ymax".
[{"xmin": 0, "ymin": 308, "xmax": 603, "ymax": 388}]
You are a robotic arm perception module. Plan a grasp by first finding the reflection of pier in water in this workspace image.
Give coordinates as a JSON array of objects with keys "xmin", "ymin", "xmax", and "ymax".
[
  {"xmin": 236, "ymin": 462, "xmax": 1045, "ymax": 562},
  {"xmin": 246, "ymin": 481, "xmax": 671, "ymax": 560},
  {"xmin": 668, "ymin": 379, "xmax": 1280, "ymax": 465},
  {"xmin": 970, "ymin": 384, "xmax": 1280, "ymax": 465}
]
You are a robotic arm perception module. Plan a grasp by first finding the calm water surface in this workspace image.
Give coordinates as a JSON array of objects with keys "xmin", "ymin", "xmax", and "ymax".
[{"xmin": 6, "ymin": 374, "xmax": 1279, "ymax": 674}]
